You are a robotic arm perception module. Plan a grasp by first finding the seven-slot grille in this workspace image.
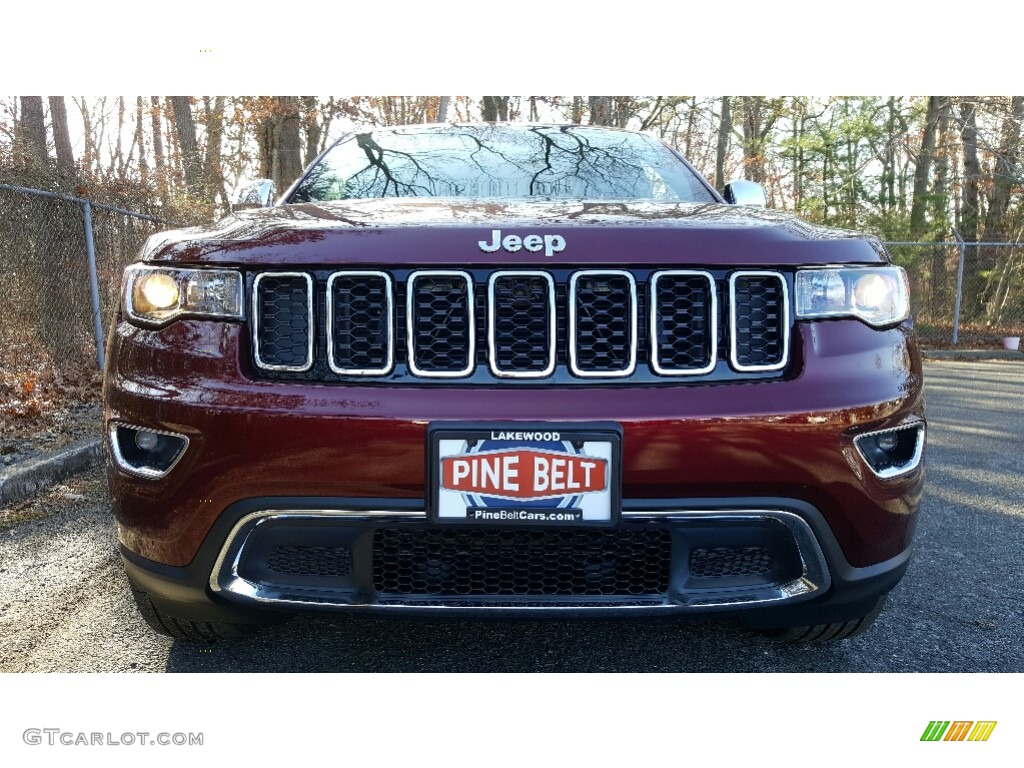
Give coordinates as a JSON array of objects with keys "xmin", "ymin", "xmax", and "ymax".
[{"xmin": 251, "ymin": 269, "xmax": 791, "ymax": 380}]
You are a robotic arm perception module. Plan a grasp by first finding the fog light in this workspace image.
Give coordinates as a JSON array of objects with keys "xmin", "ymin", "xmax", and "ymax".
[
  {"xmin": 109, "ymin": 424, "xmax": 189, "ymax": 479},
  {"xmin": 135, "ymin": 430, "xmax": 160, "ymax": 451},
  {"xmin": 853, "ymin": 423, "xmax": 925, "ymax": 479},
  {"xmin": 876, "ymin": 432, "xmax": 899, "ymax": 452}
]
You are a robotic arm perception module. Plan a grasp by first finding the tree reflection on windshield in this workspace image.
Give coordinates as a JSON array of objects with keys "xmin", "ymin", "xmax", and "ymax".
[{"xmin": 290, "ymin": 125, "xmax": 715, "ymax": 203}]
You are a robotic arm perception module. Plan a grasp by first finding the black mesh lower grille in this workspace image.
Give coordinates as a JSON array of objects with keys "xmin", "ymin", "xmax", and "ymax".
[
  {"xmin": 329, "ymin": 273, "xmax": 391, "ymax": 373},
  {"xmin": 373, "ymin": 528, "xmax": 670, "ymax": 596},
  {"xmin": 572, "ymin": 272, "xmax": 634, "ymax": 373},
  {"xmin": 409, "ymin": 273, "xmax": 473, "ymax": 373},
  {"xmin": 254, "ymin": 275, "xmax": 310, "ymax": 369},
  {"xmin": 267, "ymin": 545, "xmax": 353, "ymax": 577},
  {"xmin": 490, "ymin": 273, "xmax": 553, "ymax": 374},
  {"xmin": 732, "ymin": 274, "xmax": 786, "ymax": 368},
  {"xmin": 689, "ymin": 547, "xmax": 773, "ymax": 578}
]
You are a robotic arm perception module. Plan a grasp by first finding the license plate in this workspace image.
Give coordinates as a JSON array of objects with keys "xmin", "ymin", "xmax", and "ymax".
[{"xmin": 428, "ymin": 422, "xmax": 622, "ymax": 525}]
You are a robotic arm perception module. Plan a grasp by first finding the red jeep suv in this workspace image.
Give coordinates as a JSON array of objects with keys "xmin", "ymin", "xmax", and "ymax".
[{"xmin": 103, "ymin": 123, "xmax": 925, "ymax": 642}]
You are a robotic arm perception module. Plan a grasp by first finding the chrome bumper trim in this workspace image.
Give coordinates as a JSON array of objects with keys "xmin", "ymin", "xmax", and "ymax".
[{"xmin": 210, "ymin": 507, "xmax": 831, "ymax": 612}]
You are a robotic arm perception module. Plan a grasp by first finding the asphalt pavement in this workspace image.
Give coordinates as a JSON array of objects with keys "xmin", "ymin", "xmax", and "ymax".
[{"xmin": 1, "ymin": 360, "xmax": 1021, "ymax": 672}]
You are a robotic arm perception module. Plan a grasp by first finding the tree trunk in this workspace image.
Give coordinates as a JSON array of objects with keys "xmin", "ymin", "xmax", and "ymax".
[
  {"xmin": 112, "ymin": 96, "xmax": 126, "ymax": 175},
  {"xmin": 981, "ymin": 96, "xmax": 1024, "ymax": 243},
  {"xmin": 956, "ymin": 98, "xmax": 981, "ymax": 243},
  {"xmin": 48, "ymin": 96, "xmax": 74, "ymax": 170},
  {"xmin": 271, "ymin": 96, "xmax": 304, "ymax": 194},
  {"xmin": 930, "ymin": 97, "xmax": 951, "ymax": 306},
  {"xmin": 150, "ymin": 97, "xmax": 165, "ymax": 171},
  {"xmin": 792, "ymin": 98, "xmax": 803, "ymax": 211},
  {"xmin": 136, "ymin": 97, "xmax": 148, "ymax": 184},
  {"xmin": 481, "ymin": 96, "xmax": 509, "ymax": 122},
  {"xmin": 165, "ymin": 98, "xmax": 181, "ymax": 187},
  {"xmin": 955, "ymin": 98, "xmax": 983, "ymax": 319},
  {"xmin": 170, "ymin": 96, "xmax": 202, "ymax": 195},
  {"xmin": 301, "ymin": 96, "xmax": 321, "ymax": 167},
  {"xmin": 715, "ymin": 96, "xmax": 732, "ymax": 191},
  {"xmin": 571, "ymin": 96, "xmax": 583, "ymax": 124},
  {"xmin": 741, "ymin": 96, "xmax": 764, "ymax": 183},
  {"xmin": 76, "ymin": 98, "xmax": 95, "ymax": 171},
  {"xmin": 977, "ymin": 96, "xmax": 1024, "ymax": 317},
  {"xmin": 19, "ymin": 96, "xmax": 48, "ymax": 167},
  {"xmin": 909, "ymin": 96, "xmax": 941, "ymax": 239},
  {"xmin": 588, "ymin": 96, "xmax": 612, "ymax": 126},
  {"xmin": 438, "ymin": 96, "xmax": 450, "ymax": 123},
  {"xmin": 204, "ymin": 96, "xmax": 228, "ymax": 207}
]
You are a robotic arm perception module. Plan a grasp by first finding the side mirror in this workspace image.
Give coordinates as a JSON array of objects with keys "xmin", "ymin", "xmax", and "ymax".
[
  {"xmin": 723, "ymin": 180, "xmax": 767, "ymax": 207},
  {"xmin": 232, "ymin": 179, "xmax": 276, "ymax": 212}
]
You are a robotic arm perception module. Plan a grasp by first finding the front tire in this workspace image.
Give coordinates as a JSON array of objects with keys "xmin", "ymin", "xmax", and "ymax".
[
  {"xmin": 751, "ymin": 595, "xmax": 888, "ymax": 643},
  {"xmin": 130, "ymin": 586, "xmax": 272, "ymax": 640}
]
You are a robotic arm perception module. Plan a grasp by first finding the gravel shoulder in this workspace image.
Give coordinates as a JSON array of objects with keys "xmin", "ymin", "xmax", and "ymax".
[{"xmin": 1, "ymin": 361, "xmax": 1021, "ymax": 673}]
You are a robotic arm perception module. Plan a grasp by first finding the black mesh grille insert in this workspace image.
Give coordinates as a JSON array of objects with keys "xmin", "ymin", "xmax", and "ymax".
[
  {"xmin": 732, "ymin": 273, "xmax": 786, "ymax": 369},
  {"xmin": 373, "ymin": 528, "xmax": 670, "ymax": 596},
  {"xmin": 490, "ymin": 273, "xmax": 554, "ymax": 375},
  {"xmin": 255, "ymin": 274, "xmax": 311, "ymax": 369},
  {"xmin": 409, "ymin": 272, "xmax": 473, "ymax": 374},
  {"xmin": 652, "ymin": 272, "xmax": 714, "ymax": 372},
  {"xmin": 328, "ymin": 273, "xmax": 391, "ymax": 373},
  {"xmin": 689, "ymin": 547, "xmax": 773, "ymax": 578},
  {"xmin": 267, "ymin": 545, "xmax": 353, "ymax": 577},
  {"xmin": 572, "ymin": 271, "xmax": 635, "ymax": 374}
]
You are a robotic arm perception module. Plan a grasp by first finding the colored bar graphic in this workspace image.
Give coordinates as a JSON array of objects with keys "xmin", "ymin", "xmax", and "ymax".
[
  {"xmin": 921, "ymin": 721, "xmax": 950, "ymax": 741},
  {"xmin": 968, "ymin": 722, "xmax": 997, "ymax": 742},
  {"xmin": 921, "ymin": 721, "xmax": 997, "ymax": 742},
  {"xmin": 944, "ymin": 721, "xmax": 973, "ymax": 741}
]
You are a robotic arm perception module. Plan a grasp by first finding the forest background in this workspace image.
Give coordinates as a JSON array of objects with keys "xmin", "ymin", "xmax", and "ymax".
[{"xmin": 1, "ymin": 95, "xmax": 1021, "ymax": 437}]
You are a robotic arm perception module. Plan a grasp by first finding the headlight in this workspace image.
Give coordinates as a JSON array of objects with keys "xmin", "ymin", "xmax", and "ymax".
[
  {"xmin": 795, "ymin": 266, "xmax": 910, "ymax": 327},
  {"xmin": 124, "ymin": 264, "xmax": 243, "ymax": 326}
]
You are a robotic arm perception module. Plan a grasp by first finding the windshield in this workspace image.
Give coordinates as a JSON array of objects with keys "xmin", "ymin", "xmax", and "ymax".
[{"xmin": 289, "ymin": 125, "xmax": 716, "ymax": 203}]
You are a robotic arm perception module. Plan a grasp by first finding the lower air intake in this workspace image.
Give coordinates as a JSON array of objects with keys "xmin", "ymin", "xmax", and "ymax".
[{"xmin": 373, "ymin": 528, "xmax": 670, "ymax": 596}]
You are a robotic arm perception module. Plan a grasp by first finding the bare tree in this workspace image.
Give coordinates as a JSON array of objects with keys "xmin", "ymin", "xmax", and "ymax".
[
  {"xmin": 588, "ymin": 97, "xmax": 612, "ymax": 126},
  {"xmin": 19, "ymin": 96, "xmax": 47, "ymax": 166},
  {"xmin": 909, "ymin": 96, "xmax": 942, "ymax": 239},
  {"xmin": 48, "ymin": 96, "xmax": 74, "ymax": 170},
  {"xmin": 481, "ymin": 96, "xmax": 509, "ymax": 122},
  {"xmin": 259, "ymin": 96, "xmax": 304, "ymax": 193},
  {"xmin": 170, "ymin": 96, "xmax": 202, "ymax": 195},
  {"xmin": 136, "ymin": 97, "xmax": 148, "ymax": 184},
  {"xmin": 715, "ymin": 96, "xmax": 732, "ymax": 191},
  {"xmin": 301, "ymin": 96, "xmax": 321, "ymax": 167},
  {"xmin": 203, "ymin": 96, "xmax": 228, "ymax": 205}
]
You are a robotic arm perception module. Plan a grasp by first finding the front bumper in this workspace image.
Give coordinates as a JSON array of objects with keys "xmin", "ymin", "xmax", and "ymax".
[{"xmin": 121, "ymin": 495, "xmax": 911, "ymax": 624}]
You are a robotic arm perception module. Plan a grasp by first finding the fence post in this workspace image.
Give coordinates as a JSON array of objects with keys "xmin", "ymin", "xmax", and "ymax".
[
  {"xmin": 951, "ymin": 228, "xmax": 966, "ymax": 346},
  {"xmin": 82, "ymin": 198, "xmax": 105, "ymax": 370}
]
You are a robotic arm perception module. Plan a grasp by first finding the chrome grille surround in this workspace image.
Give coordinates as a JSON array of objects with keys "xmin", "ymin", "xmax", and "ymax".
[
  {"xmin": 487, "ymin": 270, "xmax": 557, "ymax": 378},
  {"xmin": 405, "ymin": 269, "xmax": 476, "ymax": 378},
  {"xmin": 729, "ymin": 270, "xmax": 790, "ymax": 373},
  {"xmin": 326, "ymin": 270, "xmax": 394, "ymax": 376},
  {"xmin": 252, "ymin": 272, "xmax": 314, "ymax": 372},
  {"xmin": 649, "ymin": 269, "xmax": 718, "ymax": 376},
  {"xmin": 568, "ymin": 269, "xmax": 638, "ymax": 378}
]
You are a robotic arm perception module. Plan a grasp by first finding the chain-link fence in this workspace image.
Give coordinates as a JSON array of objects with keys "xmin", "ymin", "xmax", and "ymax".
[
  {"xmin": 0, "ymin": 183, "xmax": 165, "ymax": 369},
  {"xmin": 885, "ymin": 241, "xmax": 1024, "ymax": 347},
  {"xmin": 1, "ymin": 183, "xmax": 167, "ymax": 450}
]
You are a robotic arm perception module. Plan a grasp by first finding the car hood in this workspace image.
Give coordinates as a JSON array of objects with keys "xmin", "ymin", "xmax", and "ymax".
[{"xmin": 140, "ymin": 198, "xmax": 889, "ymax": 267}]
